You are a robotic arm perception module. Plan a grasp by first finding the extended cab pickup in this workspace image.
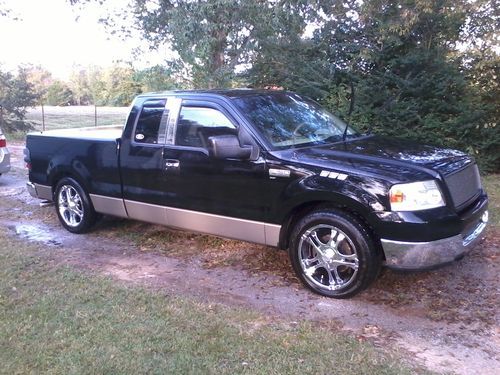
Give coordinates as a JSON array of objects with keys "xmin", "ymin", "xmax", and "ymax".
[{"xmin": 25, "ymin": 90, "xmax": 489, "ymax": 298}]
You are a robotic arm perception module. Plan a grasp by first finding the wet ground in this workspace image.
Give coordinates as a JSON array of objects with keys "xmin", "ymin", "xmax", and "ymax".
[{"xmin": 1, "ymin": 141, "xmax": 499, "ymax": 374}]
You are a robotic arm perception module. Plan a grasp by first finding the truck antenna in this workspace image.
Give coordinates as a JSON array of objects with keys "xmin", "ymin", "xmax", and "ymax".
[{"xmin": 342, "ymin": 121, "xmax": 349, "ymax": 142}]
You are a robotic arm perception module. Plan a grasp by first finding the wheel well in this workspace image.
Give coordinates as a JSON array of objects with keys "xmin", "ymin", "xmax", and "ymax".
[
  {"xmin": 50, "ymin": 173, "xmax": 87, "ymax": 198},
  {"xmin": 279, "ymin": 201, "xmax": 384, "ymax": 259}
]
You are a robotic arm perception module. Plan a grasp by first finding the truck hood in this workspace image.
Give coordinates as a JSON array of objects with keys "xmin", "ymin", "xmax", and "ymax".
[{"xmin": 273, "ymin": 136, "xmax": 472, "ymax": 182}]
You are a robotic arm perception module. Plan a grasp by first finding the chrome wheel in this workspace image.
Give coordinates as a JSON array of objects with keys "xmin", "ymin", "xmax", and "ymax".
[
  {"xmin": 298, "ymin": 224, "xmax": 359, "ymax": 291},
  {"xmin": 58, "ymin": 185, "xmax": 84, "ymax": 227}
]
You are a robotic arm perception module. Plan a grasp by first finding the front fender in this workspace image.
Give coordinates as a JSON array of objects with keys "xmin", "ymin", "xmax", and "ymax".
[
  {"xmin": 277, "ymin": 174, "xmax": 389, "ymax": 221},
  {"xmin": 274, "ymin": 174, "xmax": 390, "ymax": 249}
]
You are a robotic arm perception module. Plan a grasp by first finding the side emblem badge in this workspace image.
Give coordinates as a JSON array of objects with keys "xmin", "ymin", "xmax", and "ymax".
[
  {"xmin": 269, "ymin": 169, "xmax": 291, "ymax": 178},
  {"xmin": 320, "ymin": 170, "xmax": 348, "ymax": 180}
]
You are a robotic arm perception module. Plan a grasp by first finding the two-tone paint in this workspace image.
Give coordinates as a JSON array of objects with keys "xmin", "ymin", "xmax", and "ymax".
[{"xmin": 25, "ymin": 90, "xmax": 488, "ymax": 269}]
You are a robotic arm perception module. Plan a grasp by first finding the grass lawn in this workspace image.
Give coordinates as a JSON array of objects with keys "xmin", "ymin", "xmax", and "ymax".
[{"xmin": 0, "ymin": 232, "xmax": 417, "ymax": 374}]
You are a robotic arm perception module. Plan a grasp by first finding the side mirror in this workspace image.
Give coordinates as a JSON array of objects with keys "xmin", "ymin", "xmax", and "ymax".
[{"xmin": 208, "ymin": 135, "xmax": 252, "ymax": 160}]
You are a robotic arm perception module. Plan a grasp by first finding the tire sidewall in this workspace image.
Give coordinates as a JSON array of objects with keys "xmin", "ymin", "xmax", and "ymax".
[
  {"xmin": 55, "ymin": 177, "xmax": 95, "ymax": 234},
  {"xmin": 289, "ymin": 209, "xmax": 379, "ymax": 298}
]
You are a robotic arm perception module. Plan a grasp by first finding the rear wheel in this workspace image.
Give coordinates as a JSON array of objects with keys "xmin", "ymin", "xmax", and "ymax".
[
  {"xmin": 55, "ymin": 177, "xmax": 97, "ymax": 233},
  {"xmin": 289, "ymin": 209, "xmax": 381, "ymax": 298}
]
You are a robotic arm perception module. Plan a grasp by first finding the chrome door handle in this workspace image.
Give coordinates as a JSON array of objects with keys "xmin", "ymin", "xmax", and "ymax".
[{"xmin": 165, "ymin": 159, "xmax": 180, "ymax": 168}]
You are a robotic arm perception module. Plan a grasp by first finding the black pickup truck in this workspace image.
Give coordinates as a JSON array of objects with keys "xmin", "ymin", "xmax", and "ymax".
[{"xmin": 25, "ymin": 90, "xmax": 489, "ymax": 298}]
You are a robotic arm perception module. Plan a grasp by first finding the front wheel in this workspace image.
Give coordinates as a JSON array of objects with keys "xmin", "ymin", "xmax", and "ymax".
[
  {"xmin": 55, "ymin": 177, "xmax": 98, "ymax": 233},
  {"xmin": 289, "ymin": 209, "xmax": 381, "ymax": 298}
]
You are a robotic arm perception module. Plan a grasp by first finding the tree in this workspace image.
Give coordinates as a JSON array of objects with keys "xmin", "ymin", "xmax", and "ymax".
[
  {"xmin": 0, "ymin": 66, "xmax": 40, "ymax": 132},
  {"xmin": 459, "ymin": 0, "xmax": 500, "ymax": 171},
  {"xmin": 70, "ymin": 0, "xmax": 499, "ymax": 171},
  {"xmin": 24, "ymin": 65, "xmax": 54, "ymax": 102},
  {"xmin": 134, "ymin": 65, "xmax": 178, "ymax": 92},
  {"xmin": 345, "ymin": 0, "xmax": 498, "ymax": 171},
  {"xmin": 0, "ymin": 1, "xmax": 13, "ymax": 18},
  {"xmin": 69, "ymin": 67, "xmax": 92, "ymax": 105},
  {"xmin": 251, "ymin": 0, "xmax": 498, "ymax": 171},
  {"xmin": 46, "ymin": 81, "xmax": 75, "ymax": 106},
  {"xmin": 129, "ymin": 0, "xmax": 266, "ymax": 88},
  {"xmin": 102, "ymin": 65, "xmax": 142, "ymax": 106},
  {"xmin": 73, "ymin": 0, "xmax": 313, "ymax": 88}
]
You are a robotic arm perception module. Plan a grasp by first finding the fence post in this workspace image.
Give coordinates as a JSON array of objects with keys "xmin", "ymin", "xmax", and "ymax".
[
  {"xmin": 41, "ymin": 104, "xmax": 45, "ymax": 132},
  {"xmin": 94, "ymin": 105, "xmax": 97, "ymax": 127}
]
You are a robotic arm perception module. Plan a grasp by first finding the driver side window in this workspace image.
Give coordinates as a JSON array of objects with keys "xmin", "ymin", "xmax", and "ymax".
[{"xmin": 175, "ymin": 106, "xmax": 237, "ymax": 148}]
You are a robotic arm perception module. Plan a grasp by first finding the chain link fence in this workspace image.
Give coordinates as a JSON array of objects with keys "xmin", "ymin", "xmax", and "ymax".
[{"xmin": 23, "ymin": 105, "xmax": 129, "ymax": 132}]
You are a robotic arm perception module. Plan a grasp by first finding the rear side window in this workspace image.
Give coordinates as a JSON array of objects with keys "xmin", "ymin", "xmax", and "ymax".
[
  {"xmin": 134, "ymin": 99, "xmax": 169, "ymax": 144},
  {"xmin": 175, "ymin": 106, "xmax": 236, "ymax": 148}
]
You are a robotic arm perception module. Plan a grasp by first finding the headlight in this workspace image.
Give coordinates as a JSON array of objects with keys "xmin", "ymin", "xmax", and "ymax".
[{"xmin": 389, "ymin": 180, "xmax": 445, "ymax": 211}]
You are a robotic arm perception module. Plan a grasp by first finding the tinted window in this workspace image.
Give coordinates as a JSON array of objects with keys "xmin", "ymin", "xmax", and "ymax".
[
  {"xmin": 134, "ymin": 100, "xmax": 168, "ymax": 144},
  {"xmin": 176, "ymin": 107, "xmax": 237, "ymax": 148},
  {"xmin": 232, "ymin": 93, "xmax": 358, "ymax": 149}
]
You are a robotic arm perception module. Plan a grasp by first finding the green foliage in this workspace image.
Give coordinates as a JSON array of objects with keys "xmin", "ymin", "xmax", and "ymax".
[
  {"xmin": 24, "ymin": 65, "xmax": 53, "ymax": 101},
  {"xmin": 57, "ymin": 0, "xmax": 500, "ymax": 171},
  {"xmin": 133, "ymin": 65, "xmax": 177, "ymax": 92},
  {"xmin": 30, "ymin": 65, "xmax": 177, "ymax": 108},
  {"xmin": 68, "ymin": 65, "xmax": 142, "ymax": 106},
  {"xmin": 248, "ymin": 0, "xmax": 499, "ymax": 172},
  {"xmin": 127, "ymin": 0, "xmax": 314, "ymax": 88},
  {"xmin": 0, "ymin": 66, "xmax": 40, "ymax": 131},
  {"xmin": 101, "ymin": 65, "xmax": 142, "ymax": 106},
  {"xmin": 462, "ymin": 51, "xmax": 500, "ymax": 172},
  {"xmin": 46, "ymin": 81, "xmax": 75, "ymax": 106}
]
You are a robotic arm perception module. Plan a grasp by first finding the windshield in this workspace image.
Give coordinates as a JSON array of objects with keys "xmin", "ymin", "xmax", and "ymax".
[{"xmin": 232, "ymin": 92, "xmax": 359, "ymax": 150}]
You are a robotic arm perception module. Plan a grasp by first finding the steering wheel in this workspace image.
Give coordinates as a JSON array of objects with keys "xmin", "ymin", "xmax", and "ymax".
[{"xmin": 292, "ymin": 122, "xmax": 309, "ymax": 146}]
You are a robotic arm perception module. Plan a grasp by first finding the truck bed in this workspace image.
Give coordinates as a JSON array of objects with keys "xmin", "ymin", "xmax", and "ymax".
[
  {"xmin": 26, "ymin": 125, "xmax": 123, "ymax": 199},
  {"xmin": 32, "ymin": 125, "xmax": 124, "ymax": 140}
]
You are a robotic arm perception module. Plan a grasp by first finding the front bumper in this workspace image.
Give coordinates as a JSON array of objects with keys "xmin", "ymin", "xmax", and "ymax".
[{"xmin": 382, "ymin": 210, "xmax": 489, "ymax": 270}]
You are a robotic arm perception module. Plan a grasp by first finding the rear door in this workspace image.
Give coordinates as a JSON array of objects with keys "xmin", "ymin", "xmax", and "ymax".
[{"xmin": 119, "ymin": 98, "xmax": 171, "ymax": 224}]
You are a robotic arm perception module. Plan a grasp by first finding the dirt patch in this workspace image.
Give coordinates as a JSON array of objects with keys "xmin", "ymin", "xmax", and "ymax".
[
  {"xmin": 362, "ymin": 232, "xmax": 499, "ymax": 329},
  {"xmin": 1, "ymin": 141, "xmax": 499, "ymax": 375}
]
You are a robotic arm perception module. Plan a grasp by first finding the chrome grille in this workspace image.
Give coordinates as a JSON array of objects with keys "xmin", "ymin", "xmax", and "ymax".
[{"xmin": 444, "ymin": 164, "xmax": 481, "ymax": 210}]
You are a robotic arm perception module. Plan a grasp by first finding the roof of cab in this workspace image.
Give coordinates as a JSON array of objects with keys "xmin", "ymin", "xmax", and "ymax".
[{"xmin": 135, "ymin": 88, "xmax": 286, "ymax": 100}]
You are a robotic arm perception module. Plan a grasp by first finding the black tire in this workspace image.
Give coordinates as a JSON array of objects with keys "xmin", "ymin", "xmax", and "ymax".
[
  {"xmin": 54, "ymin": 177, "xmax": 98, "ymax": 234},
  {"xmin": 289, "ymin": 209, "xmax": 381, "ymax": 298}
]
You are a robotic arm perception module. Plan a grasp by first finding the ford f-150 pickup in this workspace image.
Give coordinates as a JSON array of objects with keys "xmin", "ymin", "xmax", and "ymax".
[{"xmin": 25, "ymin": 90, "xmax": 489, "ymax": 298}]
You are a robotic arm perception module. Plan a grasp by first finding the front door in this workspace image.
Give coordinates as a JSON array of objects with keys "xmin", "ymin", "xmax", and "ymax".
[{"xmin": 162, "ymin": 99, "xmax": 270, "ymax": 222}]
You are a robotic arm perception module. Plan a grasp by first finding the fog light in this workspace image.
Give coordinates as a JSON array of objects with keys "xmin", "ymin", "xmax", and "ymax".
[{"xmin": 482, "ymin": 211, "xmax": 489, "ymax": 223}]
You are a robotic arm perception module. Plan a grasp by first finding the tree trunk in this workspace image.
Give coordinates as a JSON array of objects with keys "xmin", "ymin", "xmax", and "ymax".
[{"xmin": 209, "ymin": 28, "xmax": 228, "ymax": 88}]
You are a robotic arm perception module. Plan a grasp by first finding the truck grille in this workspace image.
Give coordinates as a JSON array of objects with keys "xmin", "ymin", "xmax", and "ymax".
[{"xmin": 444, "ymin": 164, "xmax": 481, "ymax": 210}]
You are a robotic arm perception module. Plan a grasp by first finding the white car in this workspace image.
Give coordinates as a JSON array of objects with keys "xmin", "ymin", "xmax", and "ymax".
[{"xmin": 0, "ymin": 128, "xmax": 11, "ymax": 176}]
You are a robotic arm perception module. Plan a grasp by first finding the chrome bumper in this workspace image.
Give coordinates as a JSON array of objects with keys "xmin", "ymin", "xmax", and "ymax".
[
  {"xmin": 26, "ymin": 182, "xmax": 53, "ymax": 201},
  {"xmin": 26, "ymin": 182, "xmax": 38, "ymax": 198},
  {"xmin": 382, "ymin": 211, "xmax": 489, "ymax": 270}
]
